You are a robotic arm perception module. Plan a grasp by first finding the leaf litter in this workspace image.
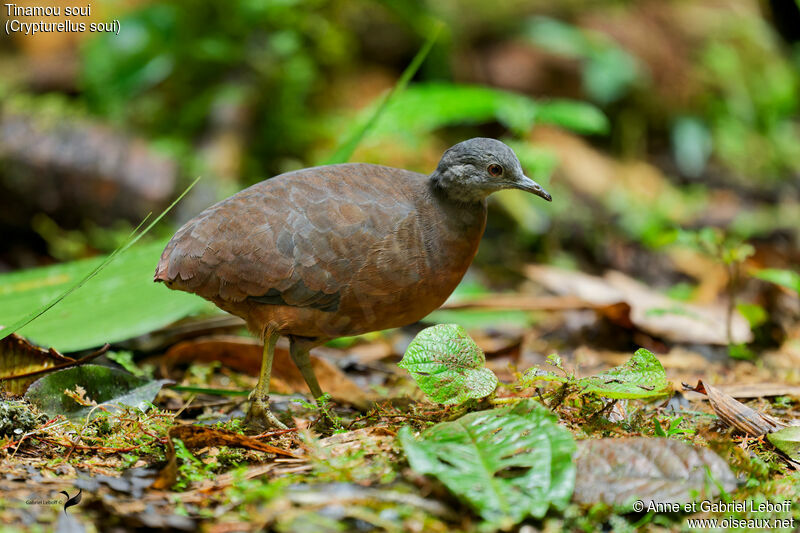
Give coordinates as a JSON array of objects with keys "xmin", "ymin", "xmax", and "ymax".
[{"xmin": 2, "ymin": 305, "xmax": 799, "ymax": 532}]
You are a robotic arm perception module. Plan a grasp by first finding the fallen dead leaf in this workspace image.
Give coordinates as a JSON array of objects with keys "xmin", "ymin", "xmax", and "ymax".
[
  {"xmin": 573, "ymin": 437, "xmax": 737, "ymax": 506},
  {"xmin": 527, "ymin": 265, "xmax": 752, "ymax": 345},
  {"xmin": 684, "ymin": 380, "xmax": 787, "ymax": 437},
  {"xmin": 441, "ymin": 294, "xmax": 591, "ymax": 311},
  {"xmin": 0, "ymin": 333, "xmax": 108, "ymax": 395},
  {"xmin": 316, "ymin": 426, "xmax": 397, "ymax": 457},
  {"xmin": 683, "ymin": 382, "xmax": 800, "ymax": 400}
]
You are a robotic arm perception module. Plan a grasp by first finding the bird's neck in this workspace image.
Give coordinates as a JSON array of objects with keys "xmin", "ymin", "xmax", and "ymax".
[{"xmin": 428, "ymin": 170, "xmax": 490, "ymax": 205}]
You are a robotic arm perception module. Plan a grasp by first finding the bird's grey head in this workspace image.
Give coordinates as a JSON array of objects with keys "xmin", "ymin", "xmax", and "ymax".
[{"xmin": 430, "ymin": 138, "xmax": 552, "ymax": 204}]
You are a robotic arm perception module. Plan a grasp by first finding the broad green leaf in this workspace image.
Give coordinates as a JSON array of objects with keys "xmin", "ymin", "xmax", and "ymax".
[
  {"xmin": 767, "ymin": 426, "xmax": 800, "ymax": 461},
  {"xmin": 0, "ymin": 241, "xmax": 214, "ymax": 352},
  {"xmin": 24, "ymin": 364, "xmax": 170, "ymax": 421},
  {"xmin": 521, "ymin": 348, "xmax": 670, "ymax": 400},
  {"xmin": 0, "ymin": 177, "xmax": 200, "ymax": 344},
  {"xmin": 399, "ymin": 400, "xmax": 575, "ymax": 529},
  {"xmin": 399, "ymin": 324, "xmax": 498, "ymax": 404},
  {"xmin": 754, "ymin": 268, "xmax": 800, "ymax": 295},
  {"xmin": 367, "ymin": 83, "xmax": 608, "ymax": 138},
  {"xmin": 532, "ymin": 100, "xmax": 610, "ymax": 135}
]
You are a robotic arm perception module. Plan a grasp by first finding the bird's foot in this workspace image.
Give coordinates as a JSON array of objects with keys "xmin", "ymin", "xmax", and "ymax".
[{"xmin": 244, "ymin": 394, "xmax": 288, "ymax": 432}]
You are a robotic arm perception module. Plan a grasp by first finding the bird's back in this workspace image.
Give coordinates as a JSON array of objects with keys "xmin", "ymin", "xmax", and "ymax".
[{"xmin": 155, "ymin": 163, "xmax": 486, "ymax": 339}]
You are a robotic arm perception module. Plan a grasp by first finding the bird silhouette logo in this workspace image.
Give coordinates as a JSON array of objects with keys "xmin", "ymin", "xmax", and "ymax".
[{"xmin": 58, "ymin": 489, "xmax": 82, "ymax": 514}]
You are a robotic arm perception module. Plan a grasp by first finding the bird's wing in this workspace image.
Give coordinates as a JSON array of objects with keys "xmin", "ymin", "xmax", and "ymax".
[{"xmin": 155, "ymin": 164, "xmax": 423, "ymax": 311}]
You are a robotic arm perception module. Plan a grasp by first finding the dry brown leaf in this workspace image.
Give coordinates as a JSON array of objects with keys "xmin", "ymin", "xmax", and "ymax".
[
  {"xmin": 683, "ymin": 382, "xmax": 800, "ymax": 400},
  {"xmin": 344, "ymin": 341, "xmax": 395, "ymax": 363},
  {"xmin": 316, "ymin": 426, "xmax": 397, "ymax": 457},
  {"xmin": 441, "ymin": 294, "xmax": 591, "ymax": 311},
  {"xmin": 685, "ymin": 380, "xmax": 788, "ymax": 437},
  {"xmin": 573, "ymin": 437, "xmax": 737, "ymax": 507},
  {"xmin": 0, "ymin": 333, "xmax": 108, "ymax": 395},
  {"xmin": 526, "ymin": 265, "xmax": 752, "ymax": 345},
  {"xmin": 160, "ymin": 335, "xmax": 374, "ymax": 408},
  {"xmin": 152, "ymin": 425, "xmax": 298, "ymax": 489}
]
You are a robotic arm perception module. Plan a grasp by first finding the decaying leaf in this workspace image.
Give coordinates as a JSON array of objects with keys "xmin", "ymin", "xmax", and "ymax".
[
  {"xmin": 682, "ymin": 382, "xmax": 800, "ymax": 400},
  {"xmin": 527, "ymin": 265, "xmax": 753, "ymax": 344},
  {"xmin": 152, "ymin": 425, "xmax": 299, "ymax": 490},
  {"xmin": 573, "ymin": 437, "xmax": 737, "ymax": 507},
  {"xmin": 0, "ymin": 333, "xmax": 108, "ymax": 395},
  {"xmin": 317, "ymin": 426, "xmax": 397, "ymax": 457},
  {"xmin": 521, "ymin": 348, "xmax": 670, "ymax": 400},
  {"xmin": 684, "ymin": 380, "xmax": 787, "ymax": 437},
  {"xmin": 23, "ymin": 364, "xmax": 171, "ymax": 421},
  {"xmin": 399, "ymin": 324, "xmax": 498, "ymax": 405},
  {"xmin": 399, "ymin": 399, "xmax": 575, "ymax": 529},
  {"xmin": 160, "ymin": 335, "xmax": 373, "ymax": 409},
  {"xmin": 0, "ymin": 333, "xmax": 75, "ymax": 395}
]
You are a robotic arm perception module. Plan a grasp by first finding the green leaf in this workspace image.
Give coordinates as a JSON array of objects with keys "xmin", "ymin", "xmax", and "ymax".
[
  {"xmin": 367, "ymin": 83, "xmax": 608, "ymax": 138},
  {"xmin": 0, "ymin": 240, "xmax": 214, "ymax": 352},
  {"xmin": 0, "ymin": 176, "xmax": 201, "ymax": 347},
  {"xmin": 524, "ymin": 16, "xmax": 591, "ymax": 57},
  {"xmin": 533, "ymin": 99, "xmax": 610, "ymax": 135},
  {"xmin": 398, "ymin": 400, "xmax": 575, "ymax": 529},
  {"xmin": 753, "ymin": 268, "xmax": 800, "ymax": 295},
  {"xmin": 580, "ymin": 348, "xmax": 669, "ymax": 399},
  {"xmin": 521, "ymin": 348, "xmax": 670, "ymax": 400},
  {"xmin": 736, "ymin": 303, "xmax": 768, "ymax": 329},
  {"xmin": 24, "ymin": 364, "xmax": 170, "ymax": 421},
  {"xmin": 399, "ymin": 324, "xmax": 498, "ymax": 405},
  {"xmin": 767, "ymin": 426, "xmax": 800, "ymax": 461},
  {"xmin": 582, "ymin": 46, "xmax": 640, "ymax": 104}
]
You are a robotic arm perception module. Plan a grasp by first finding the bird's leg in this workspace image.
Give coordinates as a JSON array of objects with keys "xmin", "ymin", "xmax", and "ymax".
[
  {"xmin": 288, "ymin": 337, "xmax": 324, "ymax": 401},
  {"xmin": 245, "ymin": 329, "xmax": 287, "ymax": 430},
  {"xmin": 290, "ymin": 337, "xmax": 341, "ymax": 427}
]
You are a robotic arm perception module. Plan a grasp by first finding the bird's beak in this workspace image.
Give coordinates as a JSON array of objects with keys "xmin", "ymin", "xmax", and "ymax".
[{"xmin": 514, "ymin": 175, "xmax": 552, "ymax": 202}]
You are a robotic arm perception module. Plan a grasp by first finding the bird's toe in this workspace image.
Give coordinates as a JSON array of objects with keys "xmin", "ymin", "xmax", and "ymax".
[{"xmin": 244, "ymin": 396, "xmax": 288, "ymax": 432}]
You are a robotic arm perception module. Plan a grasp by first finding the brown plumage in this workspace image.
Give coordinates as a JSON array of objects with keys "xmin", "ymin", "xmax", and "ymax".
[{"xmin": 155, "ymin": 138, "xmax": 551, "ymax": 429}]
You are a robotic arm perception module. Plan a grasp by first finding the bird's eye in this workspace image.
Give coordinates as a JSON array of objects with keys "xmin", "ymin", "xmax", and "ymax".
[{"xmin": 487, "ymin": 164, "xmax": 503, "ymax": 177}]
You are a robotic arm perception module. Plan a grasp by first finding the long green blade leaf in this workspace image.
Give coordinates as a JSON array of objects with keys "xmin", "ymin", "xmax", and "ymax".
[{"xmin": 321, "ymin": 23, "xmax": 442, "ymax": 165}]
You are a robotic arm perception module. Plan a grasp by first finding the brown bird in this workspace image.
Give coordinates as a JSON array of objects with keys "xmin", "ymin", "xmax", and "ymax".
[{"xmin": 154, "ymin": 138, "xmax": 551, "ymax": 429}]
